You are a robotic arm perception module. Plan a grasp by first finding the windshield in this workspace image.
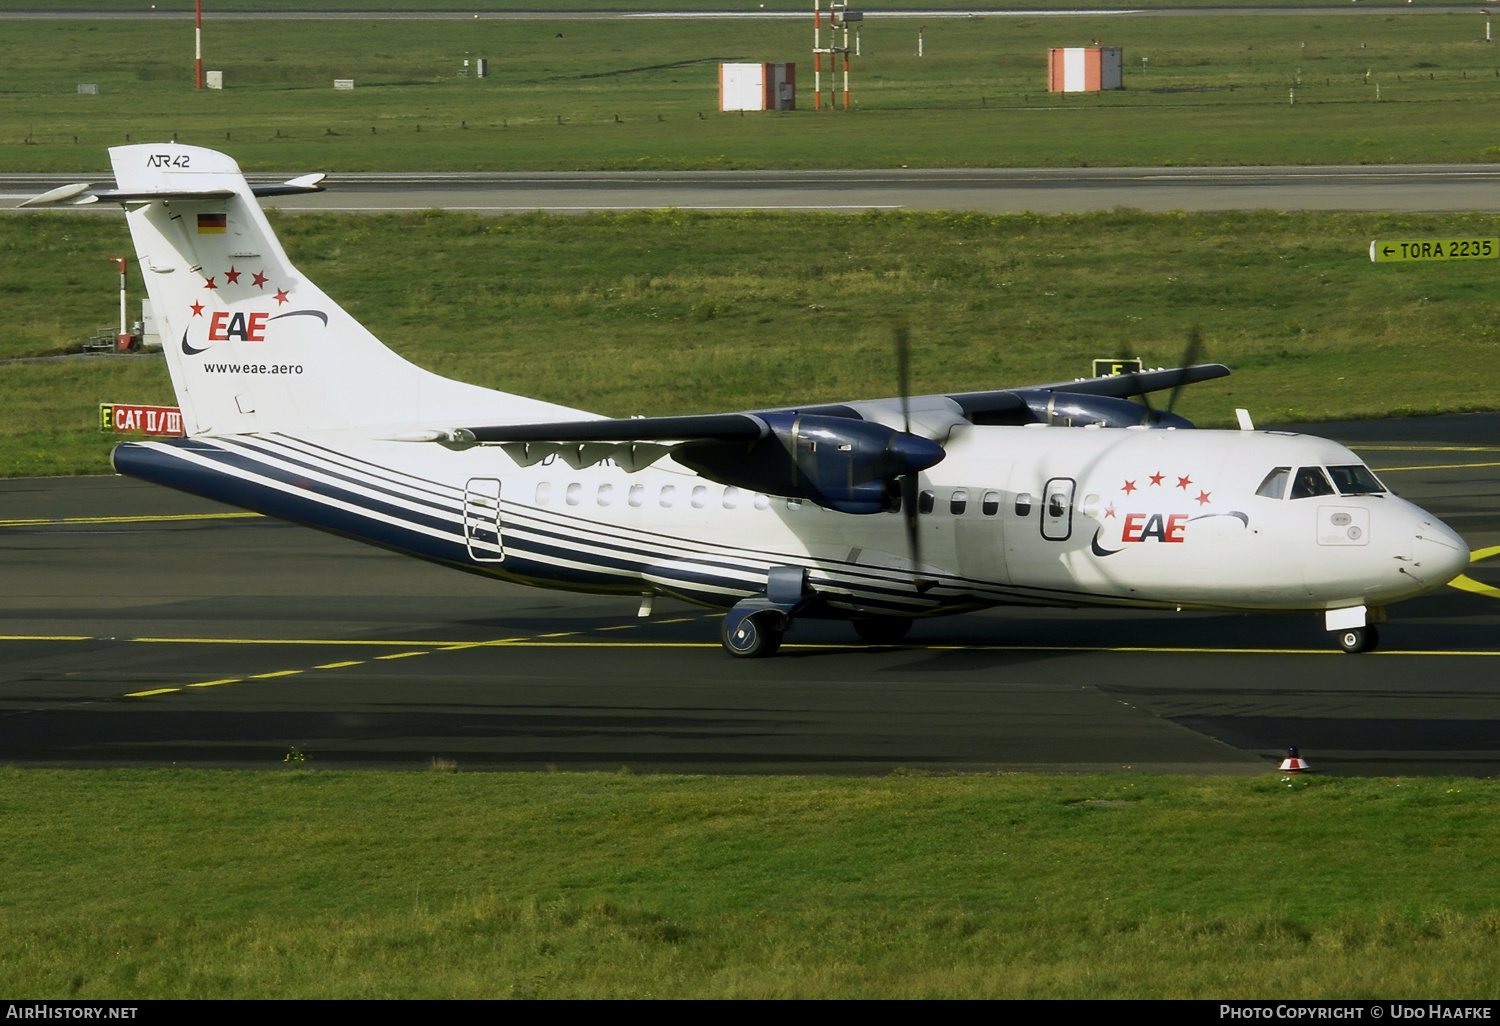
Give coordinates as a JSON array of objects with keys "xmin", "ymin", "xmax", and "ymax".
[
  {"xmin": 1256, "ymin": 467, "xmax": 1290, "ymax": 499},
  {"xmin": 1327, "ymin": 464, "xmax": 1387, "ymax": 495},
  {"xmin": 1290, "ymin": 466, "xmax": 1336, "ymax": 499}
]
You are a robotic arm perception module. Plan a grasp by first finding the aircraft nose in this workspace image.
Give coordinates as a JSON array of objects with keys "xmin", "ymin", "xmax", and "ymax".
[{"xmin": 1412, "ymin": 517, "xmax": 1470, "ymax": 589}]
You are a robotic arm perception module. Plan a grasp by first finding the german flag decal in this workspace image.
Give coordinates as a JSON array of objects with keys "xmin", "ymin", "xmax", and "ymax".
[{"xmin": 197, "ymin": 213, "xmax": 227, "ymax": 234}]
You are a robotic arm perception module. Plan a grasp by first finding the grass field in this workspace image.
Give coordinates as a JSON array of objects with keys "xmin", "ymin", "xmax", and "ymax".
[
  {"xmin": 4, "ymin": 11, "xmax": 1500, "ymax": 170},
  {"xmin": 0, "ymin": 1, "xmax": 1477, "ymax": 12},
  {"xmin": 4, "ymin": 206, "xmax": 1498, "ymax": 477},
  {"xmin": 1, "ymin": 768, "xmax": 1497, "ymax": 999}
]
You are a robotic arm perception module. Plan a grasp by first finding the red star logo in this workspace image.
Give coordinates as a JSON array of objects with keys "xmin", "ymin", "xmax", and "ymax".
[
  {"xmin": 1122, "ymin": 480, "xmax": 1137, "ymax": 495},
  {"xmin": 1149, "ymin": 472, "xmax": 1164, "ymax": 486},
  {"xmin": 1195, "ymin": 490, "xmax": 1212, "ymax": 506},
  {"xmin": 1177, "ymin": 475, "xmax": 1192, "ymax": 490},
  {"xmin": 1104, "ymin": 503, "xmax": 1117, "ymax": 519},
  {"xmin": 274, "ymin": 288, "xmax": 290, "ymax": 305},
  {"xmin": 203, "ymin": 277, "xmax": 217, "ymax": 290},
  {"xmin": 190, "ymin": 301, "xmax": 204, "ymax": 317},
  {"xmin": 224, "ymin": 266, "xmax": 241, "ymax": 284},
  {"xmin": 253, "ymin": 271, "xmax": 268, "ymax": 289}
]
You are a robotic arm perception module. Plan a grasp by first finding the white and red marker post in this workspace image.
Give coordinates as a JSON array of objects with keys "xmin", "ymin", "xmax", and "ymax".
[
  {"xmin": 113, "ymin": 257, "xmax": 131, "ymax": 351},
  {"xmin": 195, "ymin": 0, "xmax": 203, "ymax": 90}
]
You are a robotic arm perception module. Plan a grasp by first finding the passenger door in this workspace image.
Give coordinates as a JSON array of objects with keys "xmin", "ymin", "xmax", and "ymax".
[{"xmin": 463, "ymin": 478, "xmax": 504, "ymax": 562}]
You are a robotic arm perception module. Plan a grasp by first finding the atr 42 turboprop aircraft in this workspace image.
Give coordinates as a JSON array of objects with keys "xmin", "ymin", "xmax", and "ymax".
[{"xmin": 27, "ymin": 145, "xmax": 1471, "ymax": 656}]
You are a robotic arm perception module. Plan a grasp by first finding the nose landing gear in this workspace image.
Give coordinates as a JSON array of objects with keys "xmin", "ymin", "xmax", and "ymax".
[
  {"xmin": 1337, "ymin": 625, "xmax": 1380, "ymax": 654},
  {"xmin": 1328, "ymin": 605, "xmax": 1383, "ymax": 654}
]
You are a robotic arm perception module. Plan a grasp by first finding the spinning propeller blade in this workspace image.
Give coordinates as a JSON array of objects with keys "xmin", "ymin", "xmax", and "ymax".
[
  {"xmin": 894, "ymin": 320, "xmax": 928, "ymax": 587},
  {"xmin": 1166, "ymin": 325, "xmax": 1205, "ymax": 416}
]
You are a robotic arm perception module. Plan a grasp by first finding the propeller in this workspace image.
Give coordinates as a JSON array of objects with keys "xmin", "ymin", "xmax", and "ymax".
[
  {"xmin": 893, "ymin": 320, "xmax": 930, "ymax": 589},
  {"xmin": 1164, "ymin": 325, "xmax": 1205, "ymax": 417},
  {"xmin": 1115, "ymin": 326, "xmax": 1206, "ymax": 426}
]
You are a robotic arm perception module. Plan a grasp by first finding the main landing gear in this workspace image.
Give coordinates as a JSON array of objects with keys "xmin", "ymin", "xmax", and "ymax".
[
  {"xmin": 721, "ymin": 610, "xmax": 787, "ymax": 658},
  {"xmin": 717, "ymin": 566, "xmax": 918, "ymax": 658},
  {"xmin": 720, "ymin": 565, "xmax": 810, "ymax": 659}
]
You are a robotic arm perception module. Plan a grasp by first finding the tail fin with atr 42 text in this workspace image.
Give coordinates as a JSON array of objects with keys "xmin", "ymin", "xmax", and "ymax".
[{"xmin": 30, "ymin": 144, "xmax": 583, "ymax": 436}]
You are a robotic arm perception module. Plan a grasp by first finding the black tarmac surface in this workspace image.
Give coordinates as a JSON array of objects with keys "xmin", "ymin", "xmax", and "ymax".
[{"xmin": 3, "ymin": 414, "xmax": 1498, "ymax": 776}]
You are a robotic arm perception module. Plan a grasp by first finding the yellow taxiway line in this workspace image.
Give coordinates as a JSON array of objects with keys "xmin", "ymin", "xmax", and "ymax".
[
  {"xmin": 1449, "ymin": 545, "xmax": 1500, "ymax": 600},
  {"xmin": 0, "ymin": 512, "xmax": 262, "ymax": 528}
]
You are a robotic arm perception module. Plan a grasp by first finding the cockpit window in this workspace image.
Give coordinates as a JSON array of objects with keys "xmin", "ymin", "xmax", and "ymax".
[
  {"xmin": 1289, "ymin": 466, "xmax": 1336, "ymax": 499},
  {"xmin": 1327, "ymin": 465, "xmax": 1387, "ymax": 495},
  {"xmin": 1255, "ymin": 467, "xmax": 1290, "ymax": 500}
]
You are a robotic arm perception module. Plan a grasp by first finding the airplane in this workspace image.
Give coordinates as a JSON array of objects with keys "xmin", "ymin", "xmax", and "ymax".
[{"xmin": 24, "ymin": 145, "xmax": 1472, "ymax": 657}]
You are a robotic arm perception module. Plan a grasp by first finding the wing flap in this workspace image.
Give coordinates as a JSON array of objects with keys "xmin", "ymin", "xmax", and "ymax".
[{"xmin": 462, "ymin": 413, "xmax": 768, "ymax": 445}]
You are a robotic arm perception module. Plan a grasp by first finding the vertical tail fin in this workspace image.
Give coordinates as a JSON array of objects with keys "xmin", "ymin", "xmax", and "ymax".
[{"xmin": 110, "ymin": 144, "xmax": 581, "ymax": 436}]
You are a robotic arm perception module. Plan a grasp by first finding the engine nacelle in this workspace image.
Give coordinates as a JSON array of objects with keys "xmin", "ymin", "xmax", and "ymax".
[
  {"xmin": 1013, "ymin": 390, "xmax": 1194, "ymax": 429},
  {"xmin": 674, "ymin": 412, "xmax": 945, "ymax": 514}
]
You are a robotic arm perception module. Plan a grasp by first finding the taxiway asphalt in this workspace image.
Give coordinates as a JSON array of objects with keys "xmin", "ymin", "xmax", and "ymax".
[
  {"xmin": 6, "ymin": 165, "xmax": 1500, "ymax": 216},
  {"xmin": 3, "ymin": 414, "xmax": 1498, "ymax": 776}
]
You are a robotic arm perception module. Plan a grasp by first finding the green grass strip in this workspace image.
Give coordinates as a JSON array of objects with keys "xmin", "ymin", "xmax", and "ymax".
[
  {"xmin": 2, "ymin": 768, "xmax": 1498, "ymax": 998},
  {"xmin": 5, "ymin": 12, "xmax": 1500, "ymax": 172},
  {"xmin": 4, "ymin": 207, "xmax": 1499, "ymax": 476}
]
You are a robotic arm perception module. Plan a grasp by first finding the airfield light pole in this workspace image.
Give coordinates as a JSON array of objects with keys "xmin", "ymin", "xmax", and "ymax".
[{"xmin": 195, "ymin": 0, "xmax": 203, "ymax": 90}]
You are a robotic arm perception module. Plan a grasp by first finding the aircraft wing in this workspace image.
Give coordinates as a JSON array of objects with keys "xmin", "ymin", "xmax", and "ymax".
[
  {"xmin": 1021, "ymin": 362, "xmax": 1232, "ymax": 399},
  {"xmin": 455, "ymin": 413, "xmax": 771, "ymax": 445}
]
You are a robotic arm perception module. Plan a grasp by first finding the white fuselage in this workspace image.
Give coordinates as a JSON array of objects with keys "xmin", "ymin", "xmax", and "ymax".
[{"xmin": 125, "ymin": 422, "xmax": 1469, "ymax": 622}]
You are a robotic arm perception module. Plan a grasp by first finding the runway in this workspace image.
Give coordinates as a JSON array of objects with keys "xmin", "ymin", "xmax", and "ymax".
[
  {"xmin": 5, "ymin": 165, "xmax": 1500, "ymax": 215},
  {"xmin": 4, "ymin": 414, "xmax": 1499, "ymax": 776}
]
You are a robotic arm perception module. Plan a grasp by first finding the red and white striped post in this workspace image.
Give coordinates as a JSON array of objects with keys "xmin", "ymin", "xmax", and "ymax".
[
  {"xmin": 813, "ymin": 1, "xmax": 821, "ymax": 111},
  {"xmin": 195, "ymin": 0, "xmax": 203, "ymax": 90},
  {"xmin": 114, "ymin": 257, "xmax": 131, "ymax": 351}
]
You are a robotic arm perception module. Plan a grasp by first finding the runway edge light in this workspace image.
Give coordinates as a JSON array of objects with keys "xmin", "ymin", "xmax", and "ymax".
[{"xmin": 1279, "ymin": 746, "xmax": 1312, "ymax": 773}]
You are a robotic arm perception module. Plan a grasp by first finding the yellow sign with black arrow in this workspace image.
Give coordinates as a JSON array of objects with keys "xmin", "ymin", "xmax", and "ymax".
[{"xmin": 1369, "ymin": 238, "xmax": 1499, "ymax": 263}]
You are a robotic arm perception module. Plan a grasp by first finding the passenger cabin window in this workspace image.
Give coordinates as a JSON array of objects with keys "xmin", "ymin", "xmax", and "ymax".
[
  {"xmin": 950, "ymin": 489, "xmax": 969, "ymax": 516},
  {"xmin": 692, "ymin": 485, "xmax": 708, "ymax": 509},
  {"xmin": 722, "ymin": 486, "xmax": 740, "ymax": 509},
  {"xmin": 1014, "ymin": 493, "xmax": 1033, "ymax": 517},
  {"xmin": 981, "ymin": 491, "xmax": 1001, "ymax": 517},
  {"xmin": 628, "ymin": 484, "xmax": 645, "ymax": 508},
  {"xmin": 535, "ymin": 482, "xmax": 552, "ymax": 505},
  {"xmin": 918, "ymin": 490, "xmax": 936, "ymax": 515},
  {"xmin": 1328, "ymin": 465, "xmax": 1387, "ymax": 495},
  {"xmin": 659, "ymin": 485, "xmax": 677, "ymax": 508},
  {"xmin": 565, "ymin": 482, "xmax": 582, "ymax": 506},
  {"xmin": 1256, "ymin": 467, "xmax": 1290, "ymax": 500},
  {"xmin": 597, "ymin": 483, "xmax": 614, "ymax": 507},
  {"xmin": 1290, "ymin": 466, "xmax": 1336, "ymax": 500}
]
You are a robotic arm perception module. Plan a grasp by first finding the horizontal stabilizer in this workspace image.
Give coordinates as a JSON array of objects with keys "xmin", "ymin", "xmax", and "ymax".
[{"xmin": 20, "ymin": 174, "xmax": 324, "ymax": 207}]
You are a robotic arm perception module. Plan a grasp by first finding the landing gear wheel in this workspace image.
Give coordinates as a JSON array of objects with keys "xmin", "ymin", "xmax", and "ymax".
[
  {"xmin": 851, "ymin": 616, "xmax": 914, "ymax": 644},
  {"xmin": 722, "ymin": 612, "xmax": 784, "ymax": 658},
  {"xmin": 1337, "ymin": 625, "xmax": 1380, "ymax": 654}
]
